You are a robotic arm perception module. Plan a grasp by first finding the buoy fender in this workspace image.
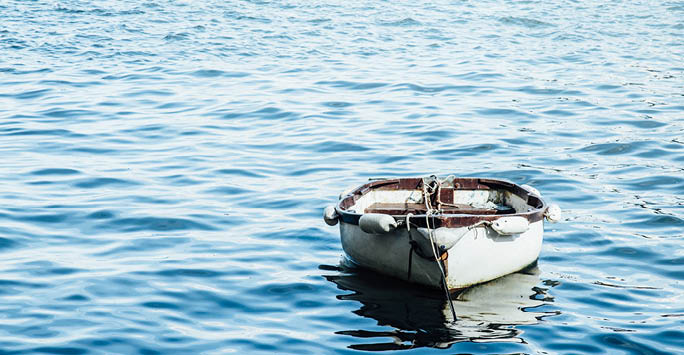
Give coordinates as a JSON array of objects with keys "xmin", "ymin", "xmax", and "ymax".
[
  {"xmin": 521, "ymin": 184, "xmax": 540, "ymax": 197},
  {"xmin": 545, "ymin": 204, "xmax": 561, "ymax": 223},
  {"xmin": 359, "ymin": 213, "xmax": 397, "ymax": 234},
  {"xmin": 491, "ymin": 216, "xmax": 530, "ymax": 235},
  {"xmin": 323, "ymin": 205, "xmax": 339, "ymax": 226}
]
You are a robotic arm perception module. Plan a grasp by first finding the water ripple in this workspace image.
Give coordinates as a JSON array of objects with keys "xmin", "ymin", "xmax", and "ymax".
[{"xmin": 0, "ymin": 0, "xmax": 682, "ymax": 353}]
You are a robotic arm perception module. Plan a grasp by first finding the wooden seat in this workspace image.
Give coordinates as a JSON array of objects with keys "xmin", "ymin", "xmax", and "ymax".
[{"xmin": 364, "ymin": 202, "xmax": 515, "ymax": 216}]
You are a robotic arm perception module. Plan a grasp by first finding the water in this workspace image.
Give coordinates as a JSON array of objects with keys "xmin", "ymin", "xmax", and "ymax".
[{"xmin": 1, "ymin": 0, "xmax": 682, "ymax": 353}]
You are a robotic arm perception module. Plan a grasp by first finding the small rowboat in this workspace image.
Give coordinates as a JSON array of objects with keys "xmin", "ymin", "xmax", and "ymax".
[{"xmin": 324, "ymin": 176, "xmax": 561, "ymax": 292}]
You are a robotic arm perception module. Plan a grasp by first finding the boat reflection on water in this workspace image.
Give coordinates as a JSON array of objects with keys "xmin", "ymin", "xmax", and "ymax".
[{"xmin": 323, "ymin": 261, "xmax": 559, "ymax": 351}]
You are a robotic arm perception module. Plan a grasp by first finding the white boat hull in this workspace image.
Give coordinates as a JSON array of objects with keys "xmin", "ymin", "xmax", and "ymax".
[{"xmin": 340, "ymin": 220, "xmax": 543, "ymax": 291}]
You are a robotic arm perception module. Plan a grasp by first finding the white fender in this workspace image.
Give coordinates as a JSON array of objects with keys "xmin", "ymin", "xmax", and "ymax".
[
  {"xmin": 490, "ymin": 216, "xmax": 530, "ymax": 235},
  {"xmin": 414, "ymin": 226, "xmax": 470, "ymax": 251},
  {"xmin": 323, "ymin": 205, "xmax": 339, "ymax": 226},
  {"xmin": 544, "ymin": 204, "xmax": 561, "ymax": 223},
  {"xmin": 359, "ymin": 213, "xmax": 397, "ymax": 234},
  {"xmin": 521, "ymin": 184, "xmax": 540, "ymax": 197}
]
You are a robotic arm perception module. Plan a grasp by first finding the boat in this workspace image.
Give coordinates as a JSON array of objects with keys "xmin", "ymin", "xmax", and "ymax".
[{"xmin": 323, "ymin": 175, "xmax": 561, "ymax": 292}]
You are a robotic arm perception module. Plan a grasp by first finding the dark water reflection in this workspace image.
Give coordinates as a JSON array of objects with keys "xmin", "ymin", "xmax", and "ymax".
[{"xmin": 324, "ymin": 262, "xmax": 559, "ymax": 351}]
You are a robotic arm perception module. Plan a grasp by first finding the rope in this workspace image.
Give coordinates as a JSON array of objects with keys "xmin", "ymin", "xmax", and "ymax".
[
  {"xmin": 421, "ymin": 176, "xmax": 458, "ymax": 322},
  {"xmin": 407, "ymin": 240, "xmax": 417, "ymax": 281},
  {"xmin": 406, "ymin": 213, "xmax": 414, "ymax": 281},
  {"xmin": 434, "ymin": 175, "xmax": 466, "ymax": 209},
  {"xmin": 404, "ymin": 176, "xmax": 493, "ymax": 322}
]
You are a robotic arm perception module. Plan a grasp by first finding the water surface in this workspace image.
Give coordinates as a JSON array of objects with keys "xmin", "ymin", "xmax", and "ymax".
[{"xmin": 1, "ymin": 0, "xmax": 683, "ymax": 353}]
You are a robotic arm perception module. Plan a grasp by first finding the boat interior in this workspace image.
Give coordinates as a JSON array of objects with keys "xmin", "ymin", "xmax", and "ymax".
[{"xmin": 341, "ymin": 178, "xmax": 542, "ymax": 217}]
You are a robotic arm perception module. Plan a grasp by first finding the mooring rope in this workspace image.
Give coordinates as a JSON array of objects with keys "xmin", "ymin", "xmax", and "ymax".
[
  {"xmin": 405, "ymin": 213, "xmax": 416, "ymax": 281},
  {"xmin": 421, "ymin": 176, "xmax": 458, "ymax": 322}
]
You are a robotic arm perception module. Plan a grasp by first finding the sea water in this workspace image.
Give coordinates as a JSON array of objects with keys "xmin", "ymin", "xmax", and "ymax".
[{"xmin": 0, "ymin": 0, "xmax": 682, "ymax": 353}]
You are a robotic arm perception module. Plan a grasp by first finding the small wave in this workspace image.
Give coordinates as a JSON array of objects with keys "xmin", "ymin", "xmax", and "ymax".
[
  {"xmin": 91, "ymin": 236, "xmax": 191, "ymax": 256},
  {"xmin": 0, "ymin": 237, "xmax": 18, "ymax": 251},
  {"xmin": 12, "ymin": 88, "xmax": 52, "ymax": 100},
  {"xmin": 140, "ymin": 301, "xmax": 180, "ymax": 310},
  {"xmin": 315, "ymin": 80, "xmax": 389, "ymax": 91},
  {"xmin": 188, "ymin": 69, "xmax": 250, "ymax": 78},
  {"xmin": 30, "ymin": 168, "xmax": 80, "ymax": 176},
  {"xmin": 73, "ymin": 177, "xmax": 139, "ymax": 189},
  {"xmin": 589, "ymin": 333, "xmax": 668, "ymax": 355},
  {"xmin": 242, "ymin": 197, "xmax": 304, "ymax": 209},
  {"xmin": 67, "ymin": 146, "xmax": 119, "ymax": 154},
  {"xmin": 118, "ymin": 9, "xmax": 145, "ymax": 16},
  {"xmin": 223, "ymin": 10, "xmax": 272, "ymax": 24},
  {"xmin": 151, "ymin": 268, "xmax": 226, "ymax": 278},
  {"xmin": 623, "ymin": 175, "xmax": 684, "ymax": 189},
  {"xmin": 39, "ymin": 79, "xmax": 103, "ymax": 88},
  {"xmin": 18, "ymin": 213, "xmax": 70, "ymax": 224},
  {"xmin": 379, "ymin": 17, "xmax": 422, "ymax": 27},
  {"xmin": 593, "ymin": 117, "xmax": 668, "ymax": 129},
  {"xmin": 578, "ymin": 142, "xmax": 643, "ymax": 156},
  {"xmin": 204, "ymin": 186, "xmax": 251, "ymax": 195},
  {"xmin": 252, "ymin": 282, "xmax": 318, "ymax": 297},
  {"xmin": 250, "ymin": 106, "xmax": 297, "ymax": 120},
  {"xmin": 321, "ymin": 101, "xmax": 353, "ymax": 108},
  {"xmin": 61, "ymin": 294, "xmax": 90, "ymax": 302},
  {"xmin": 475, "ymin": 107, "xmax": 536, "ymax": 118},
  {"xmin": 390, "ymin": 83, "xmax": 467, "ymax": 93},
  {"xmin": 542, "ymin": 109, "xmax": 579, "ymax": 117},
  {"xmin": 499, "ymin": 16, "xmax": 555, "ymax": 28},
  {"xmin": 311, "ymin": 141, "xmax": 371, "ymax": 153},
  {"xmin": 83, "ymin": 210, "xmax": 116, "ymax": 221},
  {"xmin": 286, "ymin": 166, "xmax": 343, "ymax": 177},
  {"xmin": 54, "ymin": 5, "xmax": 88, "ymax": 14},
  {"xmin": 40, "ymin": 108, "xmax": 97, "ymax": 118},
  {"xmin": 164, "ymin": 32, "xmax": 191, "ymax": 41},
  {"xmin": 3, "ymin": 129, "xmax": 85, "ymax": 137},
  {"xmin": 214, "ymin": 168, "xmax": 264, "ymax": 178},
  {"xmin": 107, "ymin": 217, "xmax": 217, "ymax": 232},
  {"xmin": 431, "ymin": 143, "xmax": 500, "ymax": 157},
  {"xmin": 123, "ymin": 89, "xmax": 174, "ymax": 97}
]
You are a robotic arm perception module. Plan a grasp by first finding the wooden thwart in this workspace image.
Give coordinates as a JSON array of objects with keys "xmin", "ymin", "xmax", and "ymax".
[{"xmin": 364, "ymin": 202, "xmax": 515, "ymax": 216}]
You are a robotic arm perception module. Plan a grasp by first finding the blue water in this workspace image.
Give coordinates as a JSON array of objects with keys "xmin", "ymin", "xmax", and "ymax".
[{"xmin": 1, "ymin": 0, "xmax": 683, "ymax": 353}]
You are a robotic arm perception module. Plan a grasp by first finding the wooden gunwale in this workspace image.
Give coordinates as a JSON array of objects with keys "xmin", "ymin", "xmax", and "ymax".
[{"xmin": 336, "ymin": 177, "xmax": 546, "ymax": 228}]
